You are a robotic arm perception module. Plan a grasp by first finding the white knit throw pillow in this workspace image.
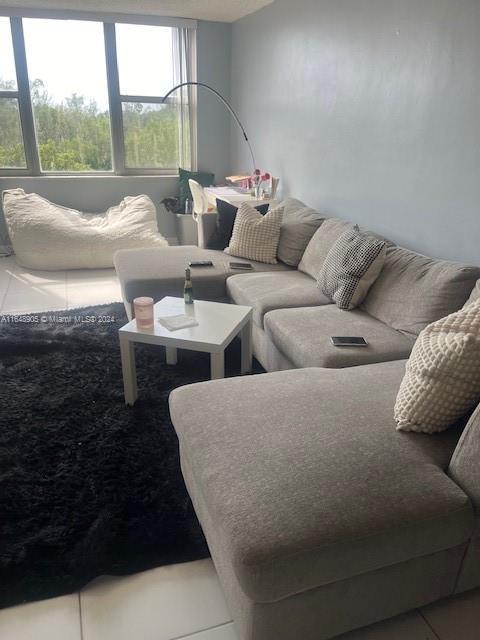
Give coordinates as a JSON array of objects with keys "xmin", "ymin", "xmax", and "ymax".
[
  {"xmin": 224, "ymin": 203, "xmax": 284, "ymax": 264},
  {"xmin": 395, "ymin": 298, "xmax": 480, "ymax": 433}
]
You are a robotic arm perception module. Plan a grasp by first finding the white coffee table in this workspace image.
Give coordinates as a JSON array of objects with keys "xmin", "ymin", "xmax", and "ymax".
[{"xmin": 119, "ymin": 296, "xmax": 253, "ymax": 406}]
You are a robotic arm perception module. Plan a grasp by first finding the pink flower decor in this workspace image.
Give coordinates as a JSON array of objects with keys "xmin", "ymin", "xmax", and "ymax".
[
  {"xmin": 251, "ymin": 170, "xmax": 271, "ymax": 185},
  {"xmin": 250, "ymin": 169, "xmax": 272, "ymax": 197}
]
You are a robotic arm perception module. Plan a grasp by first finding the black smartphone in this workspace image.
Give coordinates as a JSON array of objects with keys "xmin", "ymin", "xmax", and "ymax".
[
  {"xmin": 188, "ymin": 260, "xmax": 214, "ymax": 267},
  {"xmin": 229, "ymin": 262, "xmax": 253, "ymax": 270},
  {"xmin": 331, "ymin": 336, "xmax": 368, "ymax": 347}
]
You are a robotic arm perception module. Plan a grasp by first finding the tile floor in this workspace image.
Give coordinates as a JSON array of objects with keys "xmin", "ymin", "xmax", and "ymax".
[
  {"xmin": 0, "ymin": 255, "xmax": 122, "ymax": 313},
  {"xmin": 1, "ymin": 255, "xmax": 479, "ymax": 640}
]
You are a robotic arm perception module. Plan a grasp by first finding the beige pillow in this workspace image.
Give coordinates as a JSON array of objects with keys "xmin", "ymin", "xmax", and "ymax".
[
  {"xmin": 395, "ymin": 299, "xmax": 480, "ymax": 433},
  {"xmin": 224, "ymin": 202, "xmax": 283, "ymax": 264}
]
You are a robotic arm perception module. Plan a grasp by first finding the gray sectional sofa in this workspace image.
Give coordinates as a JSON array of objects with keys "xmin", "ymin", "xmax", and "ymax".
[
  {"xmin": 115, "ymin": 207, "xmax": 478, "ymax": 373},
  {"xmin": 114, "ymin": 203, "xmax": 480, "ymax": 640}
]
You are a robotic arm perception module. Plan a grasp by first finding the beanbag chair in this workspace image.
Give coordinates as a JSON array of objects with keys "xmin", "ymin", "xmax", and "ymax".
[{"xmin": 2, "ymin": 189, "xmax": 168, "ymax": 270}]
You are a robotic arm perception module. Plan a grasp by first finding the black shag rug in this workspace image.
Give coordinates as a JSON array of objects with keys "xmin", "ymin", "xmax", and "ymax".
[{"xmin": 0, "ymin": 303, "xmax": 260, "ymax": 609}]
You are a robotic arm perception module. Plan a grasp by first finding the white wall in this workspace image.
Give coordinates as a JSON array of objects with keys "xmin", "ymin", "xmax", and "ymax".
[
  {"xmin": 230, "ymin": 0, "xmax": 480, "ymax": 264},
  {"xmin": 0, "ymin": 19, "xmax": 232, "ymax": 245}
]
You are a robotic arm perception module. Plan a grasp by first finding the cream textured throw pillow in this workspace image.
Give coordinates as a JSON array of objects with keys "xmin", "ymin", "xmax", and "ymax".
[
  {"xmin": 395, "ymin": 298, "xmax": 480, "ymax": 433},
  {"xmin": 224, "ymin": 202, "xmax": 283, "ymax": 264}
]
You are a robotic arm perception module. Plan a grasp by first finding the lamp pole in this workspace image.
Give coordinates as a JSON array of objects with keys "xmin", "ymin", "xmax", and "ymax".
[{"xmin": 162, "ymin": 81, "xmax": 256, "ymax": 173}]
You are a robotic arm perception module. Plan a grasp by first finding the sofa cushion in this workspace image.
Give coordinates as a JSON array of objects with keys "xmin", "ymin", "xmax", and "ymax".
[
  {"xmin": 114, "ymin": 245, "xmax": 290, "ymax": 303},
  {"xmin": 450, "ymin": 401, "xmax": 480, "ymax": 512},
  {"xmin": 277, "ymin": 198, "xmax": 326, "ymax": 266},
  {"xmin": 361, "ymin": 246, "xmax": 480, "ymax": 337},
  {"xmin": 395, "ymin": 299, "xmax": 480, "ymax": 433},
  {"xmin": 318, "ymin": 227, "xmax": 387, "ymax": 310},
  {"xmin": 227, "ymin": 270, "xmax": 330, "ymax": 328},
  {"xmin": 264, "ymin": 305, "xmax": 415, "ymax": 368},
  {"xmin": 448, "ymin": 400, "xmax": 480, "ymax": 593},
  {"xmin": 170, "ymin": 361, "xmax": 473, "ymax": 603},
  {"xmin": 298, "ymin": 217, "xmax": 352, "ymax": 279}
]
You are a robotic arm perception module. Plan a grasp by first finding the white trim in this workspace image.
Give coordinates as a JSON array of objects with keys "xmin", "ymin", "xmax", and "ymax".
[{"xmin": 0, "ymin": 7, "xmax": 197, "ymax": 29}]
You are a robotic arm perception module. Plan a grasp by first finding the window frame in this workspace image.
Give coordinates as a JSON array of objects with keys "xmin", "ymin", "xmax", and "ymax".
[{"xmin": 0, "ymin": 12, "xmax": 196, "ymax": 177}]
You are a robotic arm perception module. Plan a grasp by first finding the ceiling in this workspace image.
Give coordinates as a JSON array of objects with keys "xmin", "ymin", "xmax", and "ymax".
[{"xmin": 0, "ymin": 0, "xmax": 275, "ymax": 22}]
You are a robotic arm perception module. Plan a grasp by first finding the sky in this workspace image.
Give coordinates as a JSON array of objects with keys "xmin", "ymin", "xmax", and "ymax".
[{"xmin": 1, "ymin": 17, "xmax": 175, "ymax": 110}]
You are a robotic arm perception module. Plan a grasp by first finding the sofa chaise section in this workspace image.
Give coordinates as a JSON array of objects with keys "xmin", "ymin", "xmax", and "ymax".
[
  {"xmin": 170, "ymin": 361, "xmax": 475, "ymax": 640},
  {"xmin": 449, "ymin": 403, "xmax": 480, "ymax": 593}
]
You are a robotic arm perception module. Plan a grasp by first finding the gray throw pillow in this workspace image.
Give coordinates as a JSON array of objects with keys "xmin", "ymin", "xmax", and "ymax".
[
  {"xmin": 277, "ymin": 197, "xmax": 326, "ymax": 266},
  {"xmin": 318, "ymin": 227, "xmax": 387, "ymax": 310}
]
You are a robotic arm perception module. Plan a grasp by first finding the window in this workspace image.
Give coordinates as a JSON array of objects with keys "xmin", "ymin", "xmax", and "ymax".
[
  {"xmin": 122, "ymin": 102, "xmax": 179, "ymax": 169},
  {"xmin": 0, "ymin": 17, "xmax": 27, "ymax": 168},
  {"xmin": 116, "ymin": 24, "xmax": 174, "ymax": 97},
  {"xmin": 114, "ymin": 24, "xmax": 179, "ymax": 170},
  {"xmin": 0, "ymin": 17, "xmax": 17, "ymax": 89},
  {"xmin": 23, "ymin": 18, "xmax": 112, "ymax": 172},
  {"xmin": 0, "ymin": 98, "xmax": 26, "ymax": 169},
  {"xmin": 0, "ymin": 15, "xmax": 196, "ymax": 175}
]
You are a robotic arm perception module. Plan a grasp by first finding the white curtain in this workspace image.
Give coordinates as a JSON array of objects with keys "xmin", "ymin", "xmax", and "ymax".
[{"xmin": 173, "ymin": 27, "xmax": 197, "ymax": 171}]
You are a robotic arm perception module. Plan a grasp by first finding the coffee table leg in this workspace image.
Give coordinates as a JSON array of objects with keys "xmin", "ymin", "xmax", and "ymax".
[
  {"xmin": 240, "ymin": 318, "xmax": 253, "ymax": 374},
  {"xmin": 166, "ymin": 347, "xmax": 178, "ymax": 365},
  {"xmin": 211, "ymin": 351, "xmax": 225, "ymax": 379},
  {"xmin": 120, "ymin": 335, "xmax": 137, "ymax": 406}
]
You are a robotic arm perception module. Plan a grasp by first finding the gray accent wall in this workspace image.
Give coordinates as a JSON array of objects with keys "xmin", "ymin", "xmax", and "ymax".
[
  {"xmin": 231, "ymin": 0, "xmax": 480, "ymax": 264},
  {"xmin": 0, "ymin": 20, "xmax": 231, "ymax": 246},
  {"xmin": 197, "ymin": 19, "xmax": 232, "ymax": 182}
]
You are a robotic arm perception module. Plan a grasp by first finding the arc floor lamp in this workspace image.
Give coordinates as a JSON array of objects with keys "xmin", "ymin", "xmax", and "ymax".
[{"xmin": 162, "ymin": 81, "xmax": 256, "ymax": 173}]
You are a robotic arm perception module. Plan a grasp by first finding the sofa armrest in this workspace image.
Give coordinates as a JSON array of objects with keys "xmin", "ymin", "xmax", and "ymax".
[
  {"xmin": 196, "ymin": 211, "xmax": 218, "ymax": 249},
  {"xmin": 449, "ymin": 403, "xmax": 480, "ymax": 510}
]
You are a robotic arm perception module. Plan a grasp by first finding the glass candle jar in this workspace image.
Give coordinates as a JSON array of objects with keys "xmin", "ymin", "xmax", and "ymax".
[{"xmin": 133, "ymin": 296, "xmax": 154, "ymax": 330}]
